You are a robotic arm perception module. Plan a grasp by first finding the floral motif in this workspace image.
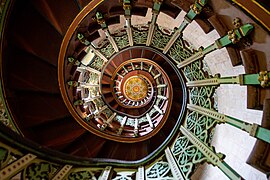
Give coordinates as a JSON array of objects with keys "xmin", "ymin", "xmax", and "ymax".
[
  {"xmin": 152, "ymin": 27, "xmax": 171, "ymax": 49},
  {"xmin": 68, "ymin": 171, "xmax": 93, "ymax": 180},
  {"xmin": 132, "ymin": 25, "xmax": 148, "ymax": 45},
  {"xmin": 182, "ymin": 60, "xmax": 207, "ymax": 81},
  {"xmin": 99, "ymin": 40, "xmax": 116, "ymax": 58},
  {"xmin": 168, "ymin": 37, "xmax": 193, "ymax": 63},
  {"xmin": 146, "ymin": 161, "xmax": 171, "ymax": 179},
  {"xmin": 23, "ymin": 162, "xmax": 59, "ymax": 179},
  {"xmin": 114, "ymin": 34, "xmax": 129, "ymax": 50},
  {"xmin": 89, "ymin": 56, "xmax": 104, "ymax": 71}
]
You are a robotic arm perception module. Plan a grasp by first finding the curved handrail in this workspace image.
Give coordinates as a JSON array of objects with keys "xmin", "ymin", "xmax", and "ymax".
[{"xmin": 0, "ymin": 0, "xmax": 21, "ymax": 134}]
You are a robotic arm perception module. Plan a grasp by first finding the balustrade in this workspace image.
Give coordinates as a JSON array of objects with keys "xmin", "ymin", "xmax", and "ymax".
[{"xmin": 0, "ymin": 0, "xmax": 269, "ymax": 179}]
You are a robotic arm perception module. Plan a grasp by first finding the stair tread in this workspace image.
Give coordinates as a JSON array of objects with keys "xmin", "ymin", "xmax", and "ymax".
[
  {"xmin": 30, "ymin": 0, "xmax": 80, "ymax": 35},
  {"xmin": 9, "ymin": 1, "xmax": 62, "ymax": 66},
  {"xmin": 7, "ymin": 47, "xmax": 59, "ymax": 94},
  {"xmin": 30, "ymin": 116, "xmax": 86, "ymax": 147}
]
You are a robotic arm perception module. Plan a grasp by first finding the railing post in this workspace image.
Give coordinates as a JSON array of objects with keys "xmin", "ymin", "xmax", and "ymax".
[
  {"xmin": 165, "ymin": 147, "xmax": 185, "ymax": 179},
  {"xmin": 186, "ymin": 72, "xmax": 270, "ymax": 87},
  {"xmin": 134, "ymin": 118, "xmax": 139, "ymax": 137},
  {"xmin": 180, "ymin": 126, "xmax": 243, "ymax": 179},
  {"xmin": 77, "ymin": 33, "xmax": 108, "ymax": 62},
  {"xmin": 52, "ymin": 165, "xmax": 73, "ymax": 180},
  {"xmin": 99, "ymin": 166, "xmax": 112, "ymax": 180},
  {"xmin": 177, "ymin": 23, "xmax": 254, "ymax": 68},
  {"xmin": 136, "ymin": 166, "xmax": 145, "ymax": 180},
  {"xmin": 146, "ymin": 0, "xmax": 163, "ymax": 46},
  {"xmin": 96, "ymin": 12, "xmax": 119, "ymax": 52},
  {"xmin": 100, "ymin": 113, "xmax": 117, "ymax": 131},
  {"xmin": 163, "ymin": 0, "xmax": 209, "ymax": 54},
  {"xmin": 187, "ymin": 104, "xmax": 270, "ymax": 143},
  {"xmin": 87, "ymin": 45, "xmax": 108, "ymax": 63},
  {"xmin": 122, "ymin": 0, "xmax": 133, "ymax": 46},
  {"xmin": 186, "ymin": 74, "xmax": 241, "ymax": 87},
  {"xmin": 146, "ymin": 113, "xmax": 154, "ymax": 129},
  {"xmin": 0, "ymin": 154, "xmax": 37, "ymax": 179},
  {"xmin": 117, "ymin": 116, "xmax": 127, "ymax": 135}
]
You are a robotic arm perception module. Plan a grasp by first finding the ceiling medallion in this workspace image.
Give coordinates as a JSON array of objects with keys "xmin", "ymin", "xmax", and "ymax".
[{"xmin": 124, "ymin": 75, "xmax": 150, "ymax": 101}]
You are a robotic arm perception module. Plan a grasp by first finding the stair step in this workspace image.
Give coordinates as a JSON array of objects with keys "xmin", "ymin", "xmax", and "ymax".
[
  {"xmin": 111, "ymin": 55, "xmax": 124, "ymax": 66},
  {"xmin": 9, "ymin": 1, "xmax": 62, "ymax": 66},
  {"xmin": 24, "ymin": 115, "xmax": 71, "ymax": 129},
  {"xmin": 97, "ymin": 141, "xmax": 149, "ymax": 160},
  {"xmin": 67, "ymin": 133, "xmax": 107, "ymax": 157},
  {"xmin": 8, "ymin": 47, "xmax": 59, "ymax": 94},
  {"xmin": 30, "ymin": 0, "xmax": 80, "ymax": 35},
  {"xmin": 102, "ymin": 86, "xmax": 112, "ymax": 94},
  {"xmin": 161, "ymin": 116, "xmax": 177, "ymax": 136},
  {"xmin": 148, "ymin": 131, "xmax": 166, "ymax": 152},
  {"xmin": 153, "ymin": 54, "xmax": 165, "ymax": 65},
  {"xmin": 119, "ymin": 50, "xmax": 132, "ymax": 62},
  {"xmin": 141, "ymin": 49, "xmax": 155, "ymax": 60},
  {"xmin": 104, "ymin": 64, "xmax": 116, "ymax": 77},
  {"xmin": 31, "ymin": 116, "xmax": 86, "ymax": 147},
  {"xmin": 102, "ymin": 74, "xmax": 112, "ymax": 84},
  {"xmin": 111, "ymin": 102, "xmax": 119, "ymax": 110},
  {"xmin": 171, "ymin": 101, "xmax": 183, "ymax": 119},
  {"xmin": 104, "ymin": 94, "xmax": 114, "ymax": 104},
  {"xmin": 9, "ymin": 92, "xmax": 70, "ymax": 131},
  {"xmin": 130, "ymin": 48, "xmax": 142, "ymax": 59}
]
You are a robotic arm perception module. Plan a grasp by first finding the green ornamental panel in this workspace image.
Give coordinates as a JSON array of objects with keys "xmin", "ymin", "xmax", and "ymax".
[
  {"xmin": 22, "ymin": 162, "xmax": 59, "ymax": 179},
  {"xmin": 146, "ymin": 157, "xmax": 174, "ymax": 180},
  {"xmin": 89, "ymin": 56, "xmax": 105, "ymax": 71},
  {"xmin": 132, "ymin": 25, "xmax": 148, "ymax": 45},
  {"xmin": 151, "ymin": 27, "xmax": 172, "ymax": 50},
  {"xmin": 168, "ymin": 37, "xmax": 193, "ymax": 64},
  {"xmin": 68, "ymin": 171, "xmax": 94, "ymax": 180},
  {"xmin": 99, "ymin": 40, "xmax": 116, "ymax": 59}
]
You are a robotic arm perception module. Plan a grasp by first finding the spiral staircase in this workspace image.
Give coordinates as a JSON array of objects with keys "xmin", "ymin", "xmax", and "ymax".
[{"xmin": 0, "ymin": 0, "xmax": 269, "ymax": 179}]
